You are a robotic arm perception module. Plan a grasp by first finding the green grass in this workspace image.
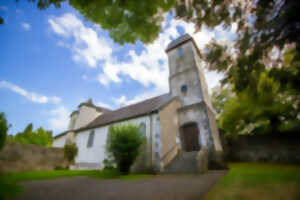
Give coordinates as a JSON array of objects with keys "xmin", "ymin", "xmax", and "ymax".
[
  {"xmin": 0, "ymin": 169, "xmax": 152, "ymax": 200},
  {"xmin": 2, "ymin": 169, "xmax": 153, "ymax": 183},
  {"xmin": 204, "ymin": 163, "xmax": 300, "ymax": 200}
]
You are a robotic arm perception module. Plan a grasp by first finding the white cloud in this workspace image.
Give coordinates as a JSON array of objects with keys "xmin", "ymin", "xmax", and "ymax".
[
  {"xmin": 49, "ymin": 13, "xmax": 234, "ymax": 106},
  {"xmin": 48, "ymin": 13, "xmax": 112, "ymax": 68},
  {"xmin": 116, "ymin": 88, "xmax": 168, "ymax": 108},
  {"xmin": 48, "ymin": 106, "xmax": 69, "ymax": 132},
  {"xmin": 96, "ymin": 101, "xmax": 112, "ymax": 110},
  {"xmin": 113, "ymin": 96, "xmax": 127, "ymax": 107},
  {"xmin": 21, "ymin": 22, "xmax": 31, "ymax": 31},
  {"xmin": 0, "ymin": 80, "xmax": 61, "ymax": 104}
]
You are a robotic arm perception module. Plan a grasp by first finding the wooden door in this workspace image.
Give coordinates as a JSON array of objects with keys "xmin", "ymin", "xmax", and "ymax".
[{"xmin": 182, "ymin": 123, "xmax": 200, "ymax": 152}]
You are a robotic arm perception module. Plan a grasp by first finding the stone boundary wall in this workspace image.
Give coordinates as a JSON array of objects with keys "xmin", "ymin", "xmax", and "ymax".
[
  {"xmin": 0, "ymin": 142, "xmax": 69, "ymax": 172},
  {"xmin": 225, "ymin": 134, "xmax": 300, "ymax": 164}
]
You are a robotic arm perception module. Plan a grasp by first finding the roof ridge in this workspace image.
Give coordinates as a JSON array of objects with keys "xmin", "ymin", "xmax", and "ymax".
[{"xmin": 75, "ymin": 93, "xmax": 172, "ymax": 132}]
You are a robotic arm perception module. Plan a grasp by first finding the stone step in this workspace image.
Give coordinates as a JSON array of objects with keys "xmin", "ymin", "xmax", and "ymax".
[
  {"xmin": 164, "ymin": 151, "xmax": 199, "ymax": 173},
  {"xmin": 70, "ymin": 162, "xmax": 101, "ymax": 170}
]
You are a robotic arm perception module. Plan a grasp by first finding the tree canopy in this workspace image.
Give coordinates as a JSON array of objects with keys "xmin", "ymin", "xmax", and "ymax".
[
  {"xmin": 212, "ymin": 49, "xmax": 300, "ymax": 135},
  {"xmin": 7, "ymin": 123, "xmax": 53, "ymax": 147},
  {"xmin": 6, "ymin": 0, "xmax": 297, "ymax": 90}
]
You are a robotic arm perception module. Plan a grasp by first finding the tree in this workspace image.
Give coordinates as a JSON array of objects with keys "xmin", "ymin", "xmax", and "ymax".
[
  {"xmin": 216, "ymin": 70, "xmax": 300, "ymax": 135},
  {"xmin": 211, "ymin": 85, "xmax": 234, "ymax": 119},
  {"xmin": 106, "ymin": 124, "xmax": 145, "ymax": 174},
  {"xmin": 7, "ymin": 123, "xmax": 53, "ymax": 147},
  {"xmin": 0, "ymin": 113, "xmax": 10, "ymax": 149},
  {"xmin": 8, "ymin": 0, "xmax": 296, "ymax": 93}
]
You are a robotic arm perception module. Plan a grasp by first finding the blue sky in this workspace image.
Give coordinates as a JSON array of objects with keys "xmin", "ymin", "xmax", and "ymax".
[{"xmin": 0, "ymin": 1, "xmax": 234, "ymax": 135}]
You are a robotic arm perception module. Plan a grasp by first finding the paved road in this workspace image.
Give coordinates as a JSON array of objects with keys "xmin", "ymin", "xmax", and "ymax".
[{"xmin": 18, "ymin": 170, "xmax": 226, "ymax": 200}]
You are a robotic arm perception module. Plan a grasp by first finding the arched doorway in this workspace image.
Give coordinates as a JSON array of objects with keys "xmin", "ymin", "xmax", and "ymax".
[{"xmin": 180, "ymin": 122, "xmax": 200, "ymax": 152}]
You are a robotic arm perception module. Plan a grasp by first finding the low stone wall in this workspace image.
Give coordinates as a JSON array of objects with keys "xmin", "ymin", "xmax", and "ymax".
[
  {"xmin": 0, "ymin": 142, "xmax": 69, "ymax": 172},
  {"xmin": 226, "ymin": 134, "xmax": 300, "ymax": 164}
]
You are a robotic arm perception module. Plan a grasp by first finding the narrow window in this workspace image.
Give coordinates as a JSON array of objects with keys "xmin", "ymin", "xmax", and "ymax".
[
  {"xmin": 177, "ymin": 47, "xmax": 184, "ymax": 57},
  {"xmin": 181, "ymin": 84, "xmax": 188, "ymax": 94},
  {"xmin": 138, "ymin": 122, "xmax": 146, "ymax": 136},
  {"xmin": 87, "ymin": 130, "xmax": 95, "ymax": 148}
]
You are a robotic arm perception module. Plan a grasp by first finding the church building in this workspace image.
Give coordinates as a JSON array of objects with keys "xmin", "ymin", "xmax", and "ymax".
[{"xmin": 53, "ymin": 34, "xmax": 224, "ymax": 173}]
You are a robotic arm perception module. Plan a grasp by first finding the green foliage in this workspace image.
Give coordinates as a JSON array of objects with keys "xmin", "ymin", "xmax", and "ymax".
[
  {"xmin": 215, "ymin": 70, "xmax": 300, "ymax": 135},
  {"xmin": 211, "ymin": 85, "xmax": 234, "ymax": 118},
  {"xmin": 63, "ymin": 143, "xmax": 78, "ymax": 163},
  {"xmin": 106, "ymin": 124, "xmax": 145, "ymax": 174},
  {"xmin": 26, "ymin": 0, "xmax": 175, "ymax": 44},
  {"xmin": 0, "ymin": 112, "xmax": 10, "ymax": 150},
  {"xmin": 0, "ymin": 176, "xmax": 22, "ymax": 200},
  {"xmin": 7, "ymin": 123, "xmax": 53, "ymax": 147}
]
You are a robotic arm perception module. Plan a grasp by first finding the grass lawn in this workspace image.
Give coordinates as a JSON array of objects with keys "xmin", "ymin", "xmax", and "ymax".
[
  {"xmin": 0, "ymin": 169, "xmax": 152, "ymax": 200},
  {"xmin": 204, "ymin": 163, "xmax": 300, "ymax": 200}
]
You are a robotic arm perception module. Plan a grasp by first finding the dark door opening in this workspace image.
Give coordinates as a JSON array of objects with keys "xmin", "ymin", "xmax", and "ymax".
[{"xmin": 181, "ymin": 123, "xmax": 200, "ymax": 152}]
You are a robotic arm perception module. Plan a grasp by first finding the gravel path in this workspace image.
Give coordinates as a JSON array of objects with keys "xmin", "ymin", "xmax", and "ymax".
[{"xmin": 18, "ymin": 170, "xmax": 226, "ymax": 200}]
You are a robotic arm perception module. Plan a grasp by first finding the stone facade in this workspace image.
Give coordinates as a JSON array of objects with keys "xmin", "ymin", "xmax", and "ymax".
[
  {"xmin": 159, "ymin": 98, "xmax": 181, "ymax": 169},
  {"xmin": 166, "ymin": 34, "xmax": 224, "ymax": 171}
]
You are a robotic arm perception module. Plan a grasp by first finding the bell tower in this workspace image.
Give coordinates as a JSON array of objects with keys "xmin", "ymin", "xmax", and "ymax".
[{"xmin": 165, "ymin": 34, "xmax": 223, "ymax": 155}]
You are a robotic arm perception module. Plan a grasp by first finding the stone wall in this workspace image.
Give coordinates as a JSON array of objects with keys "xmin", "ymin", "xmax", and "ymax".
[
  {"xmin": 0, "ymin": 142, "xmax": 69, "ymax": 172},
  {"xmin": 159, "ymin": 98, "xmax": 181, "ymax": 168},
  {"xmin": 226, "ymin": 134, "xmax": 300, "ymax": 164}
]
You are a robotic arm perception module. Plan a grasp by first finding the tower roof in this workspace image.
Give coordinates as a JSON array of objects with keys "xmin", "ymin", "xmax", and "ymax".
[
  {"xmin": 78, "ymin": 98, "xmax": 112, "ymax": 113},
  {"xmin": 165, "ymin": 34, "xmax": 192, "ymax": 52}
]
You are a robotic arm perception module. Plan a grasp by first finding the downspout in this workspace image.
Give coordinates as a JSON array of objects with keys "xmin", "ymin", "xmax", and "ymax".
[{"xmin": 149, "ymin": 114, "xmax": 153, "ymax": 168}]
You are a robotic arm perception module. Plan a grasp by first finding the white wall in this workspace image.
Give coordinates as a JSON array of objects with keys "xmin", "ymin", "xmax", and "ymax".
[
  {"xmin": 52, "ymin": 134, "xmax": 67, "ymax": 148},
  {"xmin": 74, "ymin": 113, "xmax": 158, "ymax": 169}
]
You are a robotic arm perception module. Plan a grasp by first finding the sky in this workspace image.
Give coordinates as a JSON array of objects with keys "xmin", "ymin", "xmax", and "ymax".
[{"xmin": 0, "ymin": 1, "xmax": 235, "ymax": 136}]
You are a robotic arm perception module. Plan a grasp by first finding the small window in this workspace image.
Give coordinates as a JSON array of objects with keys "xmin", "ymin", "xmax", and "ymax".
[
  {"xmin": 181, "ymin": 85, "xmax": 188, "ymax": 93},
  {"xmin": 177, "ymin": 47, "xmax": 184, "ymax": 57},
  {"xmin": 138, "ymin": 122, "xmax": 146, "ymax": 136},
  {"xmin": 87, "ymin": 130, "xmax": 95, "ymax": 148}
]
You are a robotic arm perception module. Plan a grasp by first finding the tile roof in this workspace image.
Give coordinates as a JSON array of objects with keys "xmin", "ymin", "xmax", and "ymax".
[{"xmin": 75, "ymin": 93, "xmax": 173, "ymax": 132}]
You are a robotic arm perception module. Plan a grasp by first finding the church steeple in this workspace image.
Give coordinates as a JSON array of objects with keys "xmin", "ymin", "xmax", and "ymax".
[
  {"xmin": 165, "ymin": 34, "xmax": 223, "ymax": 154},
  {"xmin": 166, "ymin": 34, "xmax": 211, "ymax": 109}
]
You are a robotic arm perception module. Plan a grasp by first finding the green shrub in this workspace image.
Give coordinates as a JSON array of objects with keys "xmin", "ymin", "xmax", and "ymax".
[
  {"xmin": 0, "ymin": 112, "xmax": 10, "ymax": 150},
  {"xmin": 63, "ymin": 143, "xmax": 78, "ymax": 163},
  {"xmin": 103, "ymin": 157, "xmax": 116, "ymax": 170},
  {"xmin": 106, "ymin": 124, "xmax": 145, "ymax": 174}
]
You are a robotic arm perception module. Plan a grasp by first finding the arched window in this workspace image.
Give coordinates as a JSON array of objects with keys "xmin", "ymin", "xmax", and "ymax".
[
  {"xmin": 87, "ymin": 130, "xmax": 95, "ymax": 148},
  {"xmin": 138, "ymin": 122, "xmax": 146, "ymax": 136}
]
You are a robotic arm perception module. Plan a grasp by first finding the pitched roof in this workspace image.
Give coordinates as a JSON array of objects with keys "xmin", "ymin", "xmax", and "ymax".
[
  {"xmin": 75, "ymin": 93, "xmax": 173, "ymax": 132},
  {"xmin": 165, "ymin": 34, "xmax": 192, "ymax": 52}
]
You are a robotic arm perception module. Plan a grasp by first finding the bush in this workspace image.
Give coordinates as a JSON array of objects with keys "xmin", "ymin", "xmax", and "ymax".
[
  {"xmin": 103, "ymin": 157, "xmax": 116, "ymax": 171},
  {"xmin": 106, "ymin": 124, "xmax": 145, "ymax": 174},
  {"xmin": 0, "ymin": 112, "xmax": 9, "ymax": 150},
  {"xmin": 63, "ymin": 143, "xmax": 78, "ymax": 163}
]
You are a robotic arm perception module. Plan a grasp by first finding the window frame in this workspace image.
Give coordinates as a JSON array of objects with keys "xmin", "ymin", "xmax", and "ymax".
[{"xmin": 87, "ymin": 130, "xmax": 95, "ymax": 148}]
